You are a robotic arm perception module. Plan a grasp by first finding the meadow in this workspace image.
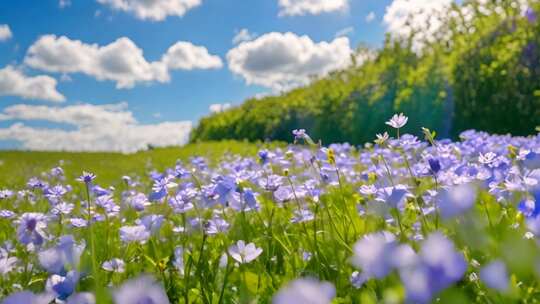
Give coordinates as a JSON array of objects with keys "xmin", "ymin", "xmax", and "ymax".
[{"xmin": 1, "ymin": 115, "xmax": 540, "ymax": 303}]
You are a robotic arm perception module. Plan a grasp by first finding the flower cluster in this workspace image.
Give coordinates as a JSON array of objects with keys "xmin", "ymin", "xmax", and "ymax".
[{"xmin": 0, "ymin": 114, "xmax": 539, "ymax": 302}]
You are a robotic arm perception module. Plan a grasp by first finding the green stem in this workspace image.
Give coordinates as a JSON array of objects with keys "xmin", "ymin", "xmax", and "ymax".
[
  {"xmin": 218, "ymin": 259, "xmax": 231, "ymax": 304},
  {"xmin": 335, "ymin": 167, "xmax": 358, "ymax": 236},
  {"xmin": 85, "ymin": 184, "xmax": 99, "ymax": 293},
  {"xmin": 400, "ymin": 150, "xmax": 430, "ymax": 232},
  {"xmin": 482, "ymin": 200, "xmax": 493, "ymax": 229},
  {"xmin": 393, "ymin": 208, "xmax": 405, "ymax": 238}
]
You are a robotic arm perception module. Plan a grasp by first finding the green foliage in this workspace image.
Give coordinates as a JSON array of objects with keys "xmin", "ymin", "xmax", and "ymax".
[{"xmin": 191, "ymin": 0, "xmax": 540, "ymax": 144}]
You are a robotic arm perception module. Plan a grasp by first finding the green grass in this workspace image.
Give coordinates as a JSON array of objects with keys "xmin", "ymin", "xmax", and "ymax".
[{"xmin": 0, "ymin": 140, "xmax": 281, "ymax": 188}]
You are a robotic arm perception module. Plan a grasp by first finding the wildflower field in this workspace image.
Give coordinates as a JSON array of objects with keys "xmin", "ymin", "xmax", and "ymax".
[{"xmin": 1, "ymin": 115, "xmax": 540, "ymax": 303}]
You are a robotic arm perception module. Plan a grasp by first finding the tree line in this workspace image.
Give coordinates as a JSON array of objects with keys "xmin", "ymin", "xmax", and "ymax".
[{"xmin": 191, "ymin": 0, "xmax": 540, "ymax": 144}]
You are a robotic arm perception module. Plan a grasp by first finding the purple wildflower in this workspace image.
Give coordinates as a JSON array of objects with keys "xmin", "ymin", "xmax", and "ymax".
[
  {"xmin": 259, "ymin": 174, "xmax": 283, "ymax": 192},
  {"xmin": 91, "ymin": 185, "xmax": 111, "ymax": 197},
  {"xmin": 213, "ymin": 175, "xmax": 238, "ymax": 205},
  {"xmin": 350, "ymin": 271, "xmax": 367, "ymax": 288},
  {"xmin": 138, "ymin": 214, "xmax": 164, "ymax": 235},
  {"xmin": 291, "ymin": 209, "xmax": 314, "ymax": 223},
  {"xmin": 242, "ymin": 188, "xmax": 260, "ymax": 211},
  {"xmin": 69, "ymin": 218, "xmax": 87, "ymax": 228},
  {"xmin": 102, "ymin": 258, "xmax": 126, "ymax": 273},
  {"xmin": 0, "ymin": 253, "xmax": 17, "ymax": 275},
  {"xmin": 76, "ymin": 172, "xmax": 96, "ymax": 184},
  {"xmin": 274, "ymin": 186, "xmax": 293, "ymax": 203},
  {"xmin": 0, "ymin": 209, "xmax": 15, "ymax": 219},
  {"xmin": 377, "ymin": 186, "xmax": 409, "ymax": 210},
  {"xmin": 27, "ymin": 177, "xmax": 45, "ymax": 189},
  {"xmin": 44, "ymin": 185, "xmax": 68, "ymax": 205},
  {"xmin": 119, "ymin": 225, "xmax": 150, "ymax": 244},
  {"xmin": 45, "ymin": 270, "xmax": 79, "ymax": 300},
  {"xmin": 385, "ymin": 113, "xmax": 408, "ymax": 129},
  {"xmin": 95, "ymin": 195, "xmax": 120, "ymax": 217},
  {"xmin": 258, "ymin": 149, "xmax": 270, "ymax": 164},
  {"xmin": 169, "ymin": 193, "xmax": 194, "ymax": 214},
  {"xmin": 0, "ymin": 189, "xmax": 14, "ymax": 200},
  {"xmin": 292, "ymin": 129, "xmax": 310, "ymax": 141},
  {"xmin": 127, "ymin": 193, "xmax": 150, "ymax": 211},
  {"xmin": 17, "ymin": 213, "xmax": 48, "ymax": 247},
  {"xmin": 205, "ymin": 216, "xmax": 230, "ymax": 235},
  {"xmin": 428, "ymin": 158, "xmax": 441, "ymax": 174},
  {"xmin": 51, "ymin": 202, "xmax": 74, "ymax": 216},
  {"xmin": 149, "ymin": 176, "xmax": 177, "ymax": 201},
  {"xmin": 228, "ymin": 240, "xmax": 263, "ymax": 264},
  {"xmin": 359, "ymin": 184, "xmax": 378, "ymax": 196}
]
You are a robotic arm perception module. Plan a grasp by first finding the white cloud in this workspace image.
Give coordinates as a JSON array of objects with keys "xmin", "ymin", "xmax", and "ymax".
[
  {"xmin": 161, "ymin": 41, "xmax": 222, "ymax": 70},
  {"xmin": 227, "ymin": 32, "xmax": 352, "ymax": 91},
  {"xmin": 24, "ymin": 35, "xmax": 222, "ymax": 89},
  {"xmin": 97, "ymin": 0, "xmax": 201, "ymax": 21},
  {"xmin": 0, "ymin": 66, "xmax": 65, "ymax": 102},
  {"xmin": 335, "ymin": 26, "xmax": 354, "ymax": 38},
  {"xmin": 384, "ymin": 0, "xmax": 452, "ymax": 52},
  {"xmin": 232, "ymin": 29, "xmax": 257, "ymax": 45},
  {"xmin": 365, "ymin": 11, "xmax": 376, "ymax": 23},
  {"xmin": 0, "ymin": 24, "xmax": 12, "ymax": 42},
  {"xmin": 209, "ymin": 103, "xmax": 231, "ymax": 113},
  {"xmin": 0, "ymin": 102, "xmax": 133, "ymax": 125},
  {"xmin": 278, "ymin": 0, "xmax": 348, "ymax": 16},
  {"xmin": 59, "ymin": 0, "xmax": 71, "ymax": 8},
  {"xmin": 0, "ymin": 102, "xmax": 192, "ymax": 153}
]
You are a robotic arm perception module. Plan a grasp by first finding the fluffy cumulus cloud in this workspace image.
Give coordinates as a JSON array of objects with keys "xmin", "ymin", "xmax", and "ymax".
[
  {"xmin": 209, "ymin": 103, "xmax": 231, "ymax": 113},
  {"xmin": 227, "ymin": 32, "xmax": 352, "ymax": 91},
  {"xmin": 97, "ymin": 0, "xmax": 201, "ymax": 21},
  {"xmin": 24, "ymin": 35, "xmax": 222, "ymax": 89},
  {"xmin": 383, "ymin": 0, "xmax": 453, "ymax": 52},
  {"xmin": 278, "ymin": 0, "xmax": 348, "ymax": 16},
  {"xmin": 0, "ymin": 24, "xmax": 12, "ymax": 42},
  {"xmin": 0, "ymin": 103, "xmax": 192, "ymax": 153},
  {"xmin": 232, "ymin": 29, "xmax": 257, "ymax": 45},
  {"xmin": 161, "ymin": 41, "xmax": 223, "ymax": 70},
  {"xmin": 0, "ymin": 66, "xmax": 65, "ymax": 102}
]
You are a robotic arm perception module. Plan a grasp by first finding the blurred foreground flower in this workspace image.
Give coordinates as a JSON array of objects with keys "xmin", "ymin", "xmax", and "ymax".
[
  {"xmin": 273, "ymin": 278, "xmax": 335, "ymax": 304},
  {"xmin": 400, "ymin": 232, "xmax": 467, "ymax": 303},
  {"xmin": 480, "ymin": 260, "xmax": 510, "ymax": 292},
  {"xmin": 436, "ymin": 183, "xmax": 477, "ymax": 219},
  {"xmin": 113, "ymin": 276, "xmax": 169, "ymax": 304}
]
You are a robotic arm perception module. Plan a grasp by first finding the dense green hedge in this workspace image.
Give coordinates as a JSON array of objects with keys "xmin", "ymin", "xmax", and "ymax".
[{"xmin": 191, "ymin": 1, "xmax": 540, "ymax": 144}]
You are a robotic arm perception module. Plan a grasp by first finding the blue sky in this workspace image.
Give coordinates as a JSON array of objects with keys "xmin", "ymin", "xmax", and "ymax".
[{"xmin": 0, "ymin": 0, "xmax": 445, "ymax": 152}]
